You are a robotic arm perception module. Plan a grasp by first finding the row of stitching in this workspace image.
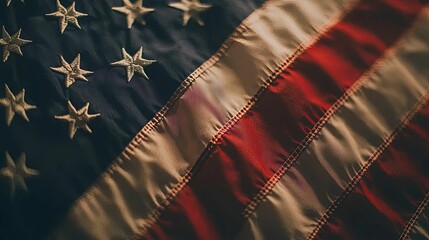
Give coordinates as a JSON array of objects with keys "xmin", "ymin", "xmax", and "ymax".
[
  {"xmin": 128, "ymin": 42, "xmax": 306, "ymax": 240},
  {"xmin": 71, "ymin": 0, "xmax": 274, "ymax": 205},
  {"xmin": 128, "ymin": 171, "xmax": 193, "ymax": 240},
  {"xmin": 306, "ymin": 87, "xmax": 429, "ymax": 240},
  {"xmin": 129, "ymin": 1, "xmax": 362, "ymax": 239},
  {"xmin": 126, "ymin": 0, "xmax": 274, "ymax": 139},
  {"xmin": 202, "ymin": 44, "xmax": 305, "ymax": 160},
  {"xmin": 242, "ymin": 3, "xmax": 429, "ymax": 219},
  {"xmin": 399, "ymin": 192, "xmax": 429, "ymax": 240}
]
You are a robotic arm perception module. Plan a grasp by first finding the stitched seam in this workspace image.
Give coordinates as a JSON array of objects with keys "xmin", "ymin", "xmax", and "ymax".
[
  {"xmin": 399, "ymin": 192, "xmax": 429, "ymax": 240},
  {"xmin": 118, "ymin": 0, "xmax": 273, "ymax": 148},
  {"xmin": 129, "ymin": 41, "xmax": 306, "ymax": 240},
  {"xmin": 72, "ymin": 0, "xmax": 274, "ymax": 205},
  {"xmin": 129, "ymin": 1, "xmax": 362, "ymax": 239},
  {"xmin": 242, "ymin": 6, "xmax": 429, "ymax": 219},
  {"xmin": 306, "ymin": 88, "xmax": 429, "ymax": 240}
]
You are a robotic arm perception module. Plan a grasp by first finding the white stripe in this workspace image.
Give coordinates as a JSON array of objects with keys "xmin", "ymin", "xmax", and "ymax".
[
  {"xmin": 237, "ymin": 10, "xmax": 429, "ymax": 240},
  {"xmin": 409, "ymin": 212, "xmax": 429, "ymax": 240},
  {"xmin": 403, "ymin": 193, "xmax": 429, "ymax": 240},
  {"xmin": 52, "ymin": 0, "xmax": 357, "ymax": 239}
]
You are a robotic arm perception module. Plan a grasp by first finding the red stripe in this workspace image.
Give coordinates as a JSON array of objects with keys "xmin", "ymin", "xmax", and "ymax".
[
  {"xmin": 314, "ymin": 104, "xmax": 429, "ymax": 240},
  {"xmin": 143, "ymin": 1, "xmax": 427, "ymax": 239}
]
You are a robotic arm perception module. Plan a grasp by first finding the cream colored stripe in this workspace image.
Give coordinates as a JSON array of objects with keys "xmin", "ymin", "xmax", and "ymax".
[
  {"xmin": 52, "ymin": 0, "xmax": 357, "ymax": 239},
  {"xmin": 401, "ymin": 192, "xmax": 429, "ymax": 240},
  {"xmin": 409, "ymin": 210, "xmax": 429, "ymax": 240},
  {"xmin": 410, "ymin": 216, "xmax": 429, "ymax": 240},
  {"xmin": 237, "ymin": 9, "xmax": 429, "ymax": 240}
]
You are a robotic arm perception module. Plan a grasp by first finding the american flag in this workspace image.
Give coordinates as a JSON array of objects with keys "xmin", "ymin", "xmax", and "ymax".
[{"xmin": 1, "ymin": 0, "xmax": 429, "ymax": 239}]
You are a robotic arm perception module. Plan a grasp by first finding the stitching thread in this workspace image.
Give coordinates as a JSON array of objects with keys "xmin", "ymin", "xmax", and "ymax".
[
  {"xmin": 129, "ymin": 41, "xmax": 306, "ymax": 240},
  {"xmin": 242, "ymin": 5, "xmax": 429, "ymax": 219},
  {"xmin": 306, "ymin": 88, "xmax": 429, "ymax": 240},
  {"xmin": 72, "ymin": 0, "xmax": 274, "ymax": 206},
  {"xmin": 399, "ymin": 192, "xmax": 429, "ymax": 240},
  {"xmin": 129, "ymin": 1, "xmax": 362, "ymax": 239}
]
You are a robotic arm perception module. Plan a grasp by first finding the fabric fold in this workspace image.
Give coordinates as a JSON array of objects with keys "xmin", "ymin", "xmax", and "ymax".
[{"xmin": 52, "ymin": 0, "xmax": 356, "ymax": 239}]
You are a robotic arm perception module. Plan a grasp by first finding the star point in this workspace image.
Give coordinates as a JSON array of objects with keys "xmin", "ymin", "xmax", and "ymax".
[
  {"xmin": 168, "ymin": 0, "xmax": 212, "ymax": 26},
  {"xmin": 55, "ymin": 101, "xmax": 100, "ymax": 139},
  {"xmin": 111, "ymin": 47, "xmax": 155, "ymax": 82},
  {"xmin": 51, "ymin": 54, "xmax": 93, "ymax": 88},
  {"xmin": 0, "ymin": 84, "xmax": 37, "ymax": 126},
  {"xmin": 0, "ymin": 152, "xmax": 39, "ymax": 198},
  {"xmin": 6, "ymin": 0, "xmax": 24, "ymax": 7},
  {"xmin": 46, "ymin": 0, "xmax": 88, "ymax": 34},
  {"xmin": 112, "ymin": 0, "xmax": 155, "ymax": 29},
  {"xmin": 0, "ymin": 26, "xmax": 32, "ymax": 62}
]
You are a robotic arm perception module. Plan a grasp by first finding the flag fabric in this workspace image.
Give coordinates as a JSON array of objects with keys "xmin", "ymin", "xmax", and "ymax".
[{"xmin": 1, "ymin": 0, "xmax": 429, "ymax": 239}]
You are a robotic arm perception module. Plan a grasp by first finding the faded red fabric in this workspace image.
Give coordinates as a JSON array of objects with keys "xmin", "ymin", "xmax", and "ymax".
[
  {"xmin": 314, "ymin": 106, "xmax": 429, "ymax": 240},
  {"xmin": 145, "ymin": 0, "xmax": 427, "ymax": 239}
]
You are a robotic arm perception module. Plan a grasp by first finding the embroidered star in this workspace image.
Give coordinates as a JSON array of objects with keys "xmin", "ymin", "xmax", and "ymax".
[
  {"xmin": 0, "ymin": 152, "xmax": 39, "ymax": 198},
  {"xmin": 111, "ymin": 47, "xmax": 155, "ymax": 82},
  {"xmin": 0, "ymin": 26, "xmax": 31, "ymax": 62},
  {"xmin": 0, "ymin": 84, "xmax": 36, "ymax": 126},
  {"xmin": 112, "ymin": 0, "xmax": 155, "ymax": 29},
  {"xmin": 168, "ymin": 0, "xmax": 212, "ymax": 26},
  {"xmin": 46, "ymin": 0, "xmax": 88, "ymax": 34},
  {"xmin": 55, "ymin": 101, "xmax": 100, "ymax": 140},
  {"xmin": 6, "ymin": 0, "xmax": 24, "ymax": 7},
  {"xmin": 51, "ymin": 54, "xmax": 93, "ymax": 88}
]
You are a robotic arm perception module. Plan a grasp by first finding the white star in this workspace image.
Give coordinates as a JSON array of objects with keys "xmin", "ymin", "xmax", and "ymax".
[
  {"xmin": 0, "ymin": 84, "xmax": 36, "ymax": 126},
  {"xmin": 168, "ymin": 0, "xmax": 212, "ymax": 26},
  {"xmin": 0, "ymin": 26, "xmax": 32, "ymax": 62},
  {"xmin": 46, "ymin": 0, "xmax": 88, "ymax": 34},
  {"xmin": 50, "ymin": 54, "xmax": 93, "ymax": 88},
  {"xmin": 111, "ymin": 47, "xmax": 155, "ymax": 82},
  {"xmin": 0, "ymin": 152, "xmax": 39, "ymax": 198},
  {"xmin": 112, "ymin": 0, "xmax": 155, "ymax": 29},
  {"xmin": 55, "ymin": 101, "xmax": 100, "ymax": 140},
  {"xmin": 6, "ymin": 0, "xmax": 24, "ymax": 7}
]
